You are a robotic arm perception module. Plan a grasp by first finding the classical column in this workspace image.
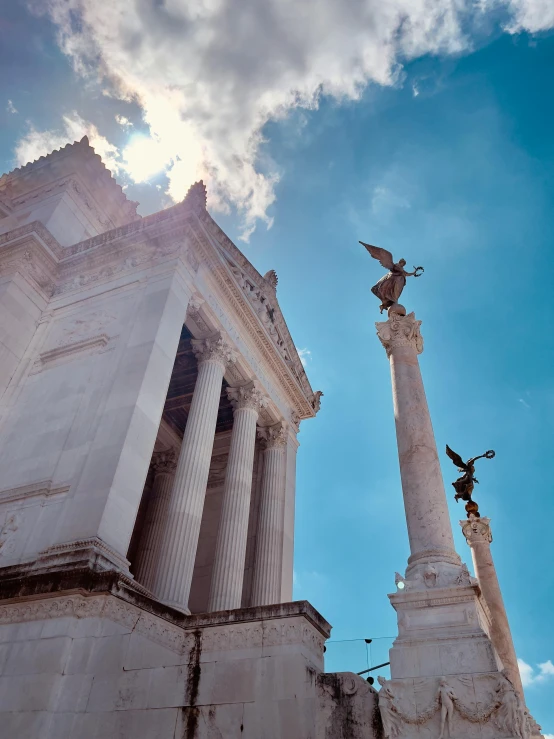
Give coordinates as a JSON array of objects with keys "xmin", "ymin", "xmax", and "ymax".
[
  {"xmin": 461, "ymin": 515, "xmax": 524, "ymax": 698},
  {"xmin": 208, "ymin": 383, "xmax": 268, "ymax": 611},
  {"xmin": 153, "ymin": 334, "xmax": 236, "ymax": 612},
  {"xmin": 251, "ymin": 422, "xmax": 287, "ymax": 606},
  {"xmin": 133, "ymin": 450, "xmax": 177, "ymax": 592},
  {"xmin": 376, "ymin": 312, "xmax": 459, "ymax": 571}
]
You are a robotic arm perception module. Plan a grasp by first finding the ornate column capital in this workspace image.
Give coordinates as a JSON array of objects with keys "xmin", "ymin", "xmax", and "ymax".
[
  {"xmin": 460, "ymin": 515, "xmax": 493, "ymax": 545},
  {"xmin": 227, "ymin": 382, "xmax": 268, "ymax": 414},
  {"xmin": 376, "ymin": 312, "xmax": 423, "ymax": 358},
  {"xmin": 151, "ymin": 449, "xmax": 177, "ymax": 475},
  {"xmin": 258, "ymin": 422, "xmax": 287, "ymax": 450},
  {"xmin": 191, "ymin": 333, "xmax": 237, "ymax": 369}
]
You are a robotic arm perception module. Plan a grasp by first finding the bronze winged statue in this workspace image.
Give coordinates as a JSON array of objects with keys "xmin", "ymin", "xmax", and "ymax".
[
  {"xmin": 359, "ymin": 242, "xmax": 423, "ymax": 314},
  {"xmin": 445, "ymin": 445, "xmax": 495, "ymax": 517}
]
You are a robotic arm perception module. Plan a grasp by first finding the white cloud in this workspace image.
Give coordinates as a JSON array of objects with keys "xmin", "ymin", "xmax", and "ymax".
[
  {"xmin": 518, "ymin": 398, "xmax": 530, "ymax": 409},
  {"xmin": 543, "ymin": 734, "xmax": 554, "ymax": 739},
  {"xmin": 115, "ymin": 114, "xmax": 132, "ymax": 128},
  {"xmin": 298, "ymin": 348, "xmax": 312, "ymax": 367},
  {"xmin": 6, "ymin": 100, "xmax": 17, "ymax": 114},
  {"xmin": 25, "ymin": 0, "xmax": 554, "ymax": 239},
  {"xmin": 502, "ymin": 0, "xmax": 554, "ymax": 33},
  {"xmin": 518, "ymin": 658, "xmax": 554, "ymax": 687},
  {"xmin": 15, "ymin": 112, "xmax": 121, "ymax": 175}
]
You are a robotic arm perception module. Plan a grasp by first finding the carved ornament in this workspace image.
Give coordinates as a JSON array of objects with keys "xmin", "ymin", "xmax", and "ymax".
[
  {"xmin": 461, "ymin": 514, "xmax": 493, "ymax": 545},
  {"xmin": 227, "ymin": 382, "xmax": 269, "ymax": 414},
  {"xmin": 151, "ymin": 449, "xmax": 177, "ymax": 475},
  {"xmin": 191, "ymin": 334, "xmax": 237, "ymax": 369},
  {"xmin": 258, "ymin": 421, "xmax": 288, "ymax": 450},
  {"xmin": 377, "ymin": 672, "xmax": 532, "ymax": 739},
  {"xmin": 376, "ymin": 312, "xmax": 423, "ymax": 358}
]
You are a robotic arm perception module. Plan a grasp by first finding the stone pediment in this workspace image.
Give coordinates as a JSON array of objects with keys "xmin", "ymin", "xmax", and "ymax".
[{"xmin": 195, "ymin": 209, "xmax": 316, "ymax": 411}]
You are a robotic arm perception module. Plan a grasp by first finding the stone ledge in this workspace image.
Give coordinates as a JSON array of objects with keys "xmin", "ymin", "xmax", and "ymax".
[{"xmin": 0, "ymin": 562, "xmax": 331, "ymax": 639}]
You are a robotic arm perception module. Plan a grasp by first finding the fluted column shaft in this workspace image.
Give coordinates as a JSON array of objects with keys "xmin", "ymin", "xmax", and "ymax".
[
  {"xmin": 377, "ymin": 312, "xmax": 458, "ymax": 568},
  {"xmin": 154, "ymin": 335, "xmax": 236, "ymax": 612},
  {"xmin": 461, "ymin": 516, "xmax": 524, "ymax": 698},
  {"xmin": 208, "ymin": 384, "xmax": 267, "ymax": 611},
  {"xmin": 251, "ymin": 423, "xmax": 287, "ymax": 606},
  {"xmin": 134, "ymin": 451, "xmax": 177, "ymax": 591}
]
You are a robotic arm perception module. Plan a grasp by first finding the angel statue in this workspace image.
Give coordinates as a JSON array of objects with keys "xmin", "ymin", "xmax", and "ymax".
[
  {"xmin": 445, "ymin": 445, "xmax": 495, "ymax": 517},
  {"xmin": 360, "ymin": 242, "xmax": 424, "ymax": 314}
]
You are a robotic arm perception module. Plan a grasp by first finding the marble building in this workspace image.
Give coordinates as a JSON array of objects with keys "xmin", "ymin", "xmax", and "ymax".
[
  {"xmin": 0, "ymin": 137, "xmax": 379, "ymax": 738},
  {"xmin": 0, "ymin": 136, "xmax": 539, "ymax": 739}
]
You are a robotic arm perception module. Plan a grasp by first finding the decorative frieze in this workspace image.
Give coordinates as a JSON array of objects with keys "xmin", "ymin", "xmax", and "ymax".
[{"xmin": 377, "ymin": 671, "xmax": 533, "ymax": 739}]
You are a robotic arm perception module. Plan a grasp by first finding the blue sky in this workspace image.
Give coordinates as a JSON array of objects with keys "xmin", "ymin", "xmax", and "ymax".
[{"xmin": 2, "ymin": 0, "xmax": 554, "ymax": 732}]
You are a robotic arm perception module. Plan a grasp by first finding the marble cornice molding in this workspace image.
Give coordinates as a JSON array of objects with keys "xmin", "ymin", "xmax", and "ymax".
[
  {"xmin": 53, "ymin": 225, "xmax": 199, "ymax": 298},
  {"xmin": 0, "ymin": 231, "xmax": 59, "ymax": 298},
  {"xmin": 0, "ymin": 480, "xmax": 70, "ymax": 506},
  {"xmin": 376, "ymin": 311, "xmax": 424, "ymax": 358}
]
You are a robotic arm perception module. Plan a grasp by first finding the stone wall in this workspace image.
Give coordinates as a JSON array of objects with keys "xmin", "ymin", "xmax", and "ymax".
[{"xmin": 0, "ymin": 592, "xmax": 379, "ymax": 739}]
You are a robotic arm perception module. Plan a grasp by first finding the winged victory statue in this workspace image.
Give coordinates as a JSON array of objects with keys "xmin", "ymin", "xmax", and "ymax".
[
  {"xmin": 359, "ymin": 242, "xmax": 424, "ymax": 314},
  {"xmin": 445, "ymin": 445, "xmax": 495, "ymax": 517}
]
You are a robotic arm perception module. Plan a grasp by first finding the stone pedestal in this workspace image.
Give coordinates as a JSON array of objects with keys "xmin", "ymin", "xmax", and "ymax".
[
  {"xmin": 461, "ymin": 515, "xmax": 524, "ymax": 699},
  {"xmin": 375, "ymin": 313, "xmax": 539, "ymax": 739}
]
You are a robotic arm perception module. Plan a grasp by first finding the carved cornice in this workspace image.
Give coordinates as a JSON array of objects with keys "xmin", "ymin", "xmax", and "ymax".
[
  {"xmin": 0, "ymin": 480, "xmax": 70, "ymax": 506},
  {"xmin": 191, "ymin": 333, "xmax": 237, "ymax": 369},
  {"xmin": 376, "ymin": 312, "xmax": 423, "ymax": 358},
  {"xmin": 258, "ymin": 421, "xmax": 287, "ymax": 451},
  {"xmin": 0, "ymin": 230, "xmax": 60, "ymax": 298},
  {"xmin": 461, "ymin": 515, "xmax": 493, "ymax": 545},
  {"xmin": 227, "ymin": 382, "xmax": 268, "ymax": 414}
]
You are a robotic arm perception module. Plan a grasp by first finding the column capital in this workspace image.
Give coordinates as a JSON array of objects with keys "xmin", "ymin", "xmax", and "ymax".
[
  {"xmin": 151, "ymin": 449, "xmax": 177, "ymax": 475},
  {"xmin": 191, "ymin": 333, "xmax": 237, "ymax": 369},
  {"xmin": 258, "ymin": 422, "xmax": 287, "ymax": 450},
  {"xmin": 376, "ymin": 312, "xmax": 423, "ymax": 358},
  {"xmin": 460, "ymin": 514, "xmax": 493, "ymax": 545},
  {"xmin": 227, "ymin": 382, "xmax": 268, "ymax": 414}
]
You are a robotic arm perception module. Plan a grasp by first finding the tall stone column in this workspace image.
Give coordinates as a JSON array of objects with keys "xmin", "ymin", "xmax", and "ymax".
[
  {"xmin": 154, "ymin": 334, "xmax": 236, "ymax": 613},
  {"xmin": 461, "ymin": 515, "xmax": 524, "ymax": 698},
  {"xmin": 133, "ymin": 450, "xmax": 177, "ymax": 592},
  {"xmin": 376, "ymin": 312, "xmax": 459, "ymax": 573},
  {"xmin": 251, "ymin": 422, "xmax": 287, "ymax": 607},
  {"xmin": 208, "ymin": 383, "xmax": 268, "ymax": 612}
]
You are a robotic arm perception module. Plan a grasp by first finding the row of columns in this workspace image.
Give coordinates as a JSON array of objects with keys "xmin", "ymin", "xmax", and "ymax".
[{"xmin": 134, "ymin": 334, "xmax": 289, "ymax": 614}]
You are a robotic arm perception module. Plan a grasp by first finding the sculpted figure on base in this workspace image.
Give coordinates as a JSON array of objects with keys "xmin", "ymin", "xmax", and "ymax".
[
  {"xmin": 377, "ymin": 676, "xmax": 401, "ymax": 738},
  {"xmin": 445, "ymin": 445, "xmax": 495, "ymax": 517},
  {"xmin": 360, "ymin": 241, "xmax": 423, "ymax": 314},
  {"xmin": 438, "ymin": 679, "xmax": 457, "ymax": 739}
]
